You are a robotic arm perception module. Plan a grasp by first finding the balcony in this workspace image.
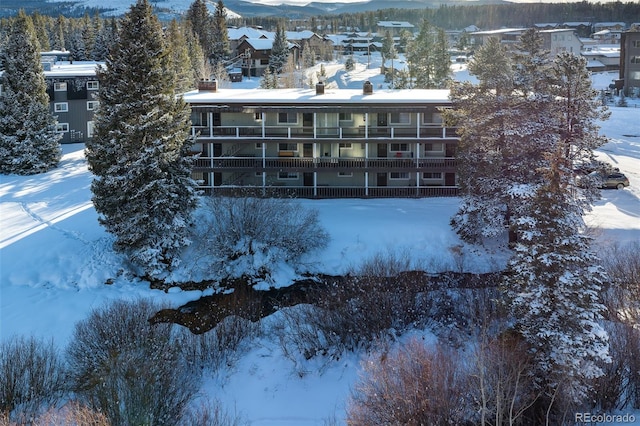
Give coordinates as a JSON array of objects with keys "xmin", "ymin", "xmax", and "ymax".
[
  {"xmin": 190, "ymin": 125, "xmax": 458, "ymax": 140},
  {"xmin": 192, "ymin": 156, "xmax": 457, "ymax": 171},
  {"xmin": 198, "ymin": 185, "xmax": 459, "ymax": 199}
]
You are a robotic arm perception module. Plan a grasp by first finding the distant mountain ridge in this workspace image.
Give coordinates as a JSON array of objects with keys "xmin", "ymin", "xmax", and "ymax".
[
  {"xmin": 225, "ymin": 0, "xmax": 505, "ymax": 18},
  {"xmin": 0, "ymin": 0, "xmax": 506, "ymax": 18}
]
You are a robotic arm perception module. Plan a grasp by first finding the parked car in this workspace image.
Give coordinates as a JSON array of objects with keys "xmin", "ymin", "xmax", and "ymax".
[
  {"xmin": 602, "ymin": 172, "xmax": 630, "ymax": 189},
  {"xmin": 588, "ymin": 171, "xmax": 630, "ymax": 189}
]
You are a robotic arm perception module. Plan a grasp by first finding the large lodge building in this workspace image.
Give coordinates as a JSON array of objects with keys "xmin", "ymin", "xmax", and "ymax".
[{"xmin": 183, "ymin": 80, "xmax": 459, "ymax": 198}]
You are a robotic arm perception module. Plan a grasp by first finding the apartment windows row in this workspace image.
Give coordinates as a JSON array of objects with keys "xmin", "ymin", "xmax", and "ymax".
[
  {"xmin": 268, "ymin": 171, "xmax": 444, "ymax": 180},
  {"xmin": 53, "ymin": 81, "xmax": 99, "ymax": 91},
  {"xmin": 55, "ymin": 121, "xmax": 94, "ymax": 137},
  {"xmin": 53, "ymin": 101, "xmax": 99, "ymax": 113}
]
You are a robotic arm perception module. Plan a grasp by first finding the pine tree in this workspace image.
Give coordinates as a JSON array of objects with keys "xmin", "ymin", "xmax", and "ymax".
[
  {"xmin": 85, "ymin": 0, "xmax": 198, "ymax": 276},
  {"xmin": 0, "ymin": 11, "xmax": 61, "ymax": 175},
  {"xmin": 381, "ymin": 30, "xmax": 396, "ymax": 64},
  {"xmin": 210, "ymin": 0, "xmax": 230, "ymax": 66},
  {"xmin": 51, "ymin": 15, "xmax": 66, "ymax": 51},
  {"xmin": 260, "ymin": 65, "xmax": 278, "ymax": 89},
  {"xmin": 445, "ymin": 38, "xmax": 518, "ymax": 243},
  {"xmin": 269, "ymin": 23, "xmax": 289, "ymax": 74},
  {"xmin": 505, "ymin": 142, "xmax": 609, "ymax": 414},
  {"xmin": 185, "ymin": 26, "xmax": 207, "ymax": 83},
  {"xmin": 166, "ymin": 20, "xmax": 196, "ymax": 94},
  {"xmin": 186, "ymin": 0, "xmax": 214, "ymax": 59},
  {"xmin": 406, "ymin": 20, "xmax": 450, "ymax": 89}
]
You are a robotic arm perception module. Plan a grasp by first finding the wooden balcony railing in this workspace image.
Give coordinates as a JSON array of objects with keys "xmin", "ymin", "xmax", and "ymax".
[
  {"xmin": 197, "ymin": 185, "xmax": 459, "ymax": 198},
  {"xmin": 192, "ymin": 156, "xmax": 457, "ymax": 171},
  {"xmin": 191, "ymin": 125, "xmax": 458, "ymax": 139}
]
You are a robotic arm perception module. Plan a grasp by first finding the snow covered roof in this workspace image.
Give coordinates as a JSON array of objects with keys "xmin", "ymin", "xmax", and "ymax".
[
  {"xmin": 471, "ymin": 28, "xmax": 527, "ymax": 35},
  {"xmin": 241, "ymin": 38, "xmax": 274, "ymax": 50},
  {"xmin": 228, "ymin": 27, "xmax": 272, "ymax": 41},
  {"xmin": 285, "ymin": 30, "xmax": 317, "ymax": 40},
  {"xmin": 182, "ymin": 87, "xmax": 451, "ymax": 106},
  {"xmin": 377, "ymin": 21, "xmax": 414, "ymax": 29},
  {"xmin": 42, "ymin": 61, "xmax": 101, "ymax": 78}
]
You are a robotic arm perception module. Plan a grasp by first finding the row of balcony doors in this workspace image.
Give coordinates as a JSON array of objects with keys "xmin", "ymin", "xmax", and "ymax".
[
  {"xmin": 211, "ymin": 172, "xmax": 455, "ymax": 187},
  {"xmin": 210, "ymin": 143, "xmax": 398, "ymax": 158}
]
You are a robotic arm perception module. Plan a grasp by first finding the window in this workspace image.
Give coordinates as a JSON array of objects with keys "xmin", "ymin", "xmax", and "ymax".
[
  {"xmin": 56, "ymin": 123, "xmax": 69, "ymax": 132},
  {"xmin": 631, "ymin": 56, "xmax": 640, "ymax": 64},
  {"xmin": 278, "ymin": 143, "xmax": 297, "ymax": 151},
  {"xmin": 254, "ymin": 112, "xmax": 262, "ymax": 120},
  {"xmin": 278, "ymin": 172, "xmax": 299, "ymax": 180},
  {"xmin": 423, "ymin": 172, "xmax": 442, "ymax": 179},
  {"xmin": 339, "ymin": 112, "xmax": 352, "ymax": 121},
  {"xmin": 87, "ymin": 121, "xmax": 94, "ymax": 138},
  {"xmin": 54, "ymin": 82, "xmax": 67, "ymax": 91},
  {"xmin": 389, "ymin": 172, "xmax": 409, "ymax": 180},
  {"xmin": 278, "ymin": 112, "xmax": 297, "ymax": 124},
  {"xmin": 630, "ymin": 71, "xmax": 640, "ymax": 80},
  {"xmin": 424, "ymin": 143, "xmax": 443, "ymax": 151},
  {"xmin": 255, "ymin": 143, "xmax": 263, "ymax": 149},
  {"xmin": 339, "ymin": 143, "xmax": 352, "ymax": 149},
  {"xmin": 86, "ymin": 81, "xmax": 99, "ymax": 90},
  {"xmin": 633, "ymin": 40, "xmax": 640, "ymax": 48},
  {"xmin": 87, "ymin": 101, "xmax": 99, "ymax": 111},
  {"xmin": 54, "ymin": 102, "xmax": 68, "ymax": 112},
  {"xmin": 338, "ymin": 172, "xmax": 353, "ymax": 177},
  {"xmin": 390, "ymin": 143, "xmax": 409, "ymax": 151},
  {"xmin": 390, "ymin": 112, "xmax": 411, "ymax": 124}
]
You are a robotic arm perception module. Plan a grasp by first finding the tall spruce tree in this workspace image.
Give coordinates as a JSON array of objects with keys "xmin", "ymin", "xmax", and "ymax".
[
  {"xmin": 448, "ymin": 30, "xmax": 611, "ymax": 418},
  {"xmin": 186, "ymin": 0, "xmax": 214, "ymax": 59},
  {"xmin": 445, "ymin": 38, "xmax": 519, "ymax": 243},
  {"xmin": 269, "ymin": 23, "xmax": 289, "ymax": 74},
  {"xmin": 167, "ymin": 19, "xmax": 196, "ymax": 94},
  {"xmin": 0, "ymin": 11, "xmax": 61, "ymax": 175},
  {"xmin": 407, "ymin": 20, "xmax": 450, "ymax": 89},
  {"xmin": 210, "ymin": 0, "xmax": 230, "ymax": 66},
  {"xmin": 85, "ymin": 0, "xmax": 198, "ymax": 276}
]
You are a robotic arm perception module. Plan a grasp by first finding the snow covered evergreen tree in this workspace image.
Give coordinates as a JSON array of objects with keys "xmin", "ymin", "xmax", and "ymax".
[
  {"xmin": 210, "ymin": 0, "xmax": 230, "ymax": 67},
  {"xmin": 0, "ymin": 11, "xmax": 61, "ymax": 175},
  {"xmin": 85, "ymin": 0, "xmax": 198, "ymax": 277},
  {"xmin": 186, "ymin": 0, "xmax": 214, "ymax": 59},
  {"xmin": 505, "ymin": 142, "xmax": 610, "ymax": 415},
  {"xmin": 406, "ymin": 20, "xmax": 450, "ymax": 89},
  {"xmin": 167, "ymin": 19, "xmax": 196, "ymax": 94},
  {"xmin": 269, "ymin": 23, "xmax": 289, "ymax": 74},
  {"xmin": 445, "ymin": 38, "xmax": 519, "ymax": 243}
]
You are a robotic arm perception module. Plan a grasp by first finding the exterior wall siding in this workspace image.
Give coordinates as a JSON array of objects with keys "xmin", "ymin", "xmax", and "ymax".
[{"xmin": 185, "ymin": 85, "xmax": 460, "ymax": 199}]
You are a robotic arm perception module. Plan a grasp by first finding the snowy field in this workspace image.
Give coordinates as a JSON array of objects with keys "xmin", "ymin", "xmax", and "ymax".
[{"xmin": 1, "ymin": 55, "xmax": 639, "ymax": 424}]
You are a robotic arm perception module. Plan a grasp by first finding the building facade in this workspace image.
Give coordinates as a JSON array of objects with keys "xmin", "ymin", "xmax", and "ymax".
[
  {"xmin": 620, "ymin": 31, "xmax": 640, "ymax": 96},
  {"xmin": 44, "ymin": 61, "xmax": 100, "ymax": 144},
  {"xmin": 183, "ymin": 80, "xmax": 459, "ymax": 198}
]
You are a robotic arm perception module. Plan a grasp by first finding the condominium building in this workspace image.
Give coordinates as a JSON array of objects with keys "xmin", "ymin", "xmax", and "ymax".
[{"xmin": 183, "ymin": 80, "xmax": 459, "ymax": 198}]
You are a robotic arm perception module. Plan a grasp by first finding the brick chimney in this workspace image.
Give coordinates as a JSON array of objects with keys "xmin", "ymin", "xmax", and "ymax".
[
  {"xmin": 198, "ymin": 78, "xmax": 218, "ymax": 92},
  {"xmin": 363, "ymin": 80, "xmax": 373, "ymax": 95},
  {"xmin": 315, "ymin": 81, "xmax": 325, "ymax": 95}
]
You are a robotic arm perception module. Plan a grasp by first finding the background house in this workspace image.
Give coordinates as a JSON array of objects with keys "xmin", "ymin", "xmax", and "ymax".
[
  {"xmin": 43, "ymin": 60, "xmax": 100, "ymax": 144},
  {"xmin": 620, "ymin": 30, "xmax": 640, "ymax": 96}
]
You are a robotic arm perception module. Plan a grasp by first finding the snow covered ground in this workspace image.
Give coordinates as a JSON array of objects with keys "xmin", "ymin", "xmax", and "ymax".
[{"xmin": 1, "ymin": 54, "xmax": 639, "ymax": 424}]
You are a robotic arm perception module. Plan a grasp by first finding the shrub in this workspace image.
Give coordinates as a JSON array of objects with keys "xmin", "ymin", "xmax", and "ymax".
[
  {"xmin": 65, "ymin": 299, "xmax": 199, "ymax": 426},
  {"xmin": 176, "ymin": 314, "xmax": 261, "ymax": 371},
  {"xmin": 0, "ymin": 336, "xmax": 65, "ymax": 423},
  {"xmin": 180, "ymin": 398, "xmax": 247, "ymax": 426},
  {"xmin": 593, "ymin": 321, "xmax": 640, "ymax": 411},
  {"xmin": 347, "ymin": 339, "xmax": 469, "ymax": 425},
  {"xmin": 196, "ymin": 191, "xmax": 329, "ymax": 280},
  {"xmin": 470, "ymin": 330, "xmax": 539, "ymax": 426},
  {"xmin": 28, "ymin": 400, "xmax": 109, "ymax": 425}
]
